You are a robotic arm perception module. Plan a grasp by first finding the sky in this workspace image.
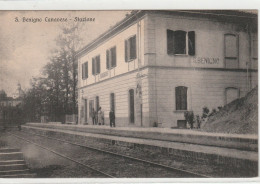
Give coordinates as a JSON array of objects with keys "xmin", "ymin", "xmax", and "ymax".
[{"xmin": 0, "ymin": 10, "xmax": 129, "ymax": 96}]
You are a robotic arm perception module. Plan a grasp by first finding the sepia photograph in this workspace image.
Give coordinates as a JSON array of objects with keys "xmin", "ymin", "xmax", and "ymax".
[{"xmin": 0, "ymin": 1, "xmax": 259, "ymax": 182}]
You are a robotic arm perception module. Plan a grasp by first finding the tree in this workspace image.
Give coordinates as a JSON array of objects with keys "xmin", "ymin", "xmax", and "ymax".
[
  {"xmin": 54, "ymin": 22, "xmax": 83, "ymax": 115},
  {"xmin": 0, "ymin": 90, "xmax": 7, "ymax": 100},
  {"xmin": 21, "ymin": 22, "xmax": 84, "ymax": 123}
]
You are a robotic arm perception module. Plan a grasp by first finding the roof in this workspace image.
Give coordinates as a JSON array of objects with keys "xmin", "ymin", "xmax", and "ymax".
[{"xmin": 76, "ymin": 10, "xmax": 257, "ymax": 58}]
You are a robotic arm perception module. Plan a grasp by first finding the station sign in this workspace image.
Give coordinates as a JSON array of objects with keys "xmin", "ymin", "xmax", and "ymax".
[
  {"xmin": 191, "ymin": 57, "xmax": 221, "ymax": 67},
  {"xmin": 99, "ymin": 71, "xmax": 109, "ymax": 79}
]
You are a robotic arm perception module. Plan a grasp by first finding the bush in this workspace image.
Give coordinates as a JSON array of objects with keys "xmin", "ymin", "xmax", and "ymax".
[
  {"xmin": 208, "ymin": 108, "xmax": 217, "ymax": 117},
  {"xmin": 184, "ymin": 111, "xmax": 194, "ymax": 129},
  {"xmin": 202, "ymin": 107, "xmax": 210, "ymax": 119}
]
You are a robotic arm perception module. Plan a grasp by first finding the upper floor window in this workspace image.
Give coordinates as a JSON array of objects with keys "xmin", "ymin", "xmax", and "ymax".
[
  {"xmin": 82, "ymin": 62, "xmax": 88, "ymax": 79},
  {"xmin": 92, "ymin": 55, "xmax": 100, "ymax": 75},
  {"xmin": 106, "ymin": 46, "xmax": 117, "ymax": 69},
  {"xmin": 224, "ymin": 34, "xmax": 238, "ymax": 68},
  {"xmin": 125, "ymin": 35, "xmax": 136, "ymax": 62},
  {"xmin": 175, "ymin": 86, "xmax": 188, "ymax": 110},
  {"xmin": 167, "ymin": 29, "xmax": 195, "ymax": 56}
]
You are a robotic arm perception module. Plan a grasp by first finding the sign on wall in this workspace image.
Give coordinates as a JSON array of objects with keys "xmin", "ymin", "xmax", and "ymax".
[{"xmin": 191, "ymin": 57, "xmax": 221, "ymax": 67}]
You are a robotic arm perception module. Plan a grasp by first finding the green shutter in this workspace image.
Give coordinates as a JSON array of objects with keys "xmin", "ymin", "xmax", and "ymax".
[
  {"xmin": 188, "ymin": 31, "xmax": 195, "ymax": 56},
  {"xmin": 106, "ymin": 49, "xmax": 110, "ymax": 69},
  {"xmin": 167, "ymin": 29, "xmax": 174, "ymax": 55},
  {"xmin": 125, "ymin": 40, "xmax": 128, "ymax": 62},
  {"xmin": 182, "ymin": 87, "xmax": 187, "ymax": 110},
  {"xmin": 111, "ymin": 47, "xmax": 116, "ymax": 67},
  {"xmin": 175, "ymin": 87, "xmax": 181, "ymax": 110},
  {"xmin": 130, "ymin": 35, "xmax": 136, "ymax": 60},
  {"xmin": 82, "ymin": 63, "xmax": 85, "ymax": 79},
  {"xmin": 96, "ymin": 56, "xmax": 100, "ymax": 74},
  {"xmin": 92, "ymin": 58, "xmax": 95, "ymax": 75},
  {"xmin": 85, "ymin": 62, "xmax": 88, "ymax": 78}
]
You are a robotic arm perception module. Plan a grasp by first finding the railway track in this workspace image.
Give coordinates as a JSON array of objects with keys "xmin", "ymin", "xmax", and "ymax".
[{"xmin": 6, "ymin": 131, "xmax": 210, "ymax": 178}]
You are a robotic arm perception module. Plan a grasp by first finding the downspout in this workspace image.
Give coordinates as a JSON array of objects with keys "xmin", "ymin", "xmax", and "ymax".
[
  {"xmin": 135, "ymin": 11, "xmax": 142, "ymax": 126},
  {"xmin": 247, "ymin": 23, "xmax": 252, "ymax": 91}
]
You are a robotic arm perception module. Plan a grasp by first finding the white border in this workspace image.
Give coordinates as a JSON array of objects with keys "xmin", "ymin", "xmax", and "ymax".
[
  {"xmin": 0, "ymin": 0, "xmax": 259, "ymax": 183},
  {"xmin": 0, "ymin": 0, "xmax": 259, "ymax": 10}
]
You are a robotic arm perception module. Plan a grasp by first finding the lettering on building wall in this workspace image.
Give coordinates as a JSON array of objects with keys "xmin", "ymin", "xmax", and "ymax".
[
  {"xmin": 100, "ymin": 71, "xmax": 109, "ymax": 79},
  {"xmin": 192, "ymin": 57, "xmax": 220, "ymax": 65}
]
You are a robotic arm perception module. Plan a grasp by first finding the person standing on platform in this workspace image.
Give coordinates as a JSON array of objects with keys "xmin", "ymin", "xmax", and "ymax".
[
  {"xmin": 109, "ymin": 109, "xmax": 115, "ymax": 127},
  {"xmin": 91, "ymin": 108, "xmax": 96, "ymax": 125}
]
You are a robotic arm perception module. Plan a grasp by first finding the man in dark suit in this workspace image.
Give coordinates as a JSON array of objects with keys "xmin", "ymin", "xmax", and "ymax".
[{"xmin": 109, "ymin": 110, "xmax": 115, "ymax": 127}]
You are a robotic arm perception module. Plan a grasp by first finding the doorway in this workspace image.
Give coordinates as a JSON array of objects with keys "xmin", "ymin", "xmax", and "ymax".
[
  {"xmin": 84, "ymin": 99, "xmax": 88, "ymax": 123},
  {"xmin": 129, "ymin": 89, "xmax": 135, "ymax": 123}
]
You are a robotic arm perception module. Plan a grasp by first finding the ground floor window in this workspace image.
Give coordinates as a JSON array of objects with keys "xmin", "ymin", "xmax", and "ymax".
[
  {"xmin": 175, "ymin": 86, "xmax": 188, "ymax": 110},
  {"xmin": 110, "ymin": 93, "xmax": 115, "ymax": 113},
  {"xmin": 129, "ymin": 89, "xmax": 135, "ymax": 123}
]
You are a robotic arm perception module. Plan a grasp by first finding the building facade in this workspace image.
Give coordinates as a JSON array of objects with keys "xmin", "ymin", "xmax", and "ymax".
[
  {"xmin": 76, "ymin": 10, "xmax": 258, "ymax": 128},
  {"xmin": 0, "ymin": 83, "xmax": 24, "ymax": 108}
]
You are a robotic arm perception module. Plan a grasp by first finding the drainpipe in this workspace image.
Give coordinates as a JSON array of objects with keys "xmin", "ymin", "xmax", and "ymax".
[
  {"xmin": 136, "ymin": 12, "xmax": 143, "ymax": 127},
  {"xmin": 247, "ymin": 23, "xmax": 252, "ymax": 91}
]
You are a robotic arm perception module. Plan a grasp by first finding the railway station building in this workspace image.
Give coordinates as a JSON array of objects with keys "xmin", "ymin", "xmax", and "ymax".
[{"xmin": 76, "ymin": 10, "xmax": 258, "ymax": 128}]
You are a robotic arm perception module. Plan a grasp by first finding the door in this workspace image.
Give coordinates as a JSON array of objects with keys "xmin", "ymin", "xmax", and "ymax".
[
  {"xmin": 129, "ymin": 89, "xmax": 135, "ymax": 123},
  {"xmin": 110, "ymin": 93, "xmax": 115, "ymax": 112},
  {"xmin": 84, "ymin": 99, "xmax": 88, "ymax": 123},
  {"xmin": 89, "ymin": 100, "xmax": 94, "ymax": 117}
]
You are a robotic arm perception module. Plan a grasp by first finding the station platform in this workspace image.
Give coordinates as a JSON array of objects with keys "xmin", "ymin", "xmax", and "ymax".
[{"xmin": 22, "ymin": 123, "xmax": 258, "ymax": 170}]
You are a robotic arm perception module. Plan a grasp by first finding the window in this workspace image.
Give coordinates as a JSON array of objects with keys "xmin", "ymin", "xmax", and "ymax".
[
  {"xmin": 110, "ymin": 93, "xmax": 115, "ymax": 112},
  {"xmin": 95, "ymin": 96, "xmax": 99, "ymax": 111},
  {"xmin": 92, "ymin": 55, "xmax": 100, "ymax": 75},
  {"xmin": 89, "ymin": 100, "xmax": 94, "ymax": 117},
  {"xmin": 175, "ymin": 86, "xmax": 188, "ymax": 110},
  {"xmin": 225, "ymin": 87, "xmax": 239, "ymax": 104},
  {"xmin": 84, "ymin": 99, "xmax": 88, "ymax": 123},
  {"xmin": 106, "ymin": 46, "xmax": 117, "ymax": 69},
  {"xmin": 167, "ymin": 29, "xmax": 195, "ymax": 55},
  {"xmin": 224, "ymin": 34, "xmax": 238, "ymax": 68},
  {"xmin": 82, "ymin": 62, "xmax": 88, "ymax": 79},
  {"xmin": 125, "ymin": 35, "xmax": 137, "ymax": 62}
]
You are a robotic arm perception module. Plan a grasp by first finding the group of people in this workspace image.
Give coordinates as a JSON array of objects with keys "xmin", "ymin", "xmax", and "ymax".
[{"xmin": 91, "ymin": 107, "xmax": 115, "ymax": 127}]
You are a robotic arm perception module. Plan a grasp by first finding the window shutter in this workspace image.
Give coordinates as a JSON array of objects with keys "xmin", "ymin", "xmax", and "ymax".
[
  {"xmin": 176, "ymin": 86, "xmax": 187, "ymax": 110},
  {"xmin": 125, "ymin": 40, "xmax": 128, "ymax": 62},
  {"xmin": 167, "ymin": 29, "xmax": 174, "ymax": 55},
  {"xmin": 106, "ymin": 50, "xmax": 110, "ymax": 69},
  {"xmin": 85, "ymin": 62, "xmax": 88, "ymax": 78},
  {"xmin": 175, "ymin": 87, "xmax": 181, "ymax": 110},
  {"xmin": 96, "ymin": 56, "xmax": 100, "ymax": 74},
  {"xmin": 188, "ymin": 31, "xmax": 195, "ymax": 56},
  {"xmin": 92, "ymin": 58, "xmax": 95, "ymax": 75},
  {"xmin": 130, "ymin": 35, "xmax": 137, "ymax": 60},
  {"xmin": 181, "ymin": 87, "xmax": 187, "ymax": 110},
  {"xmin": 111, "ymin": 47, "xmax": 116, "ymax": 67},
  {"xmin": 82, "ymin": 63, "xmax": 85, "ymax": 79}
]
